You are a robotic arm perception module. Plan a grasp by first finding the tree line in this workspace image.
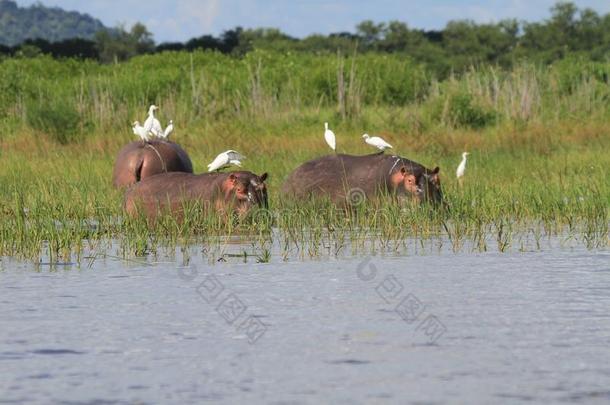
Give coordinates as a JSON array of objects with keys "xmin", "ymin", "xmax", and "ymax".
[
  {"xmin": 1, "ymin": 2, "xmax": 609, "ymax": 77},
  {"xmin": 0, "ymin": 0, "xmax": 105, "ymax": 46}
]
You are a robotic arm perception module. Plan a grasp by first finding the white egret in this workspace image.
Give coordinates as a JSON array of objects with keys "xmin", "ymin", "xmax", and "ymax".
[
  {"xmin": 362, "ymin": 133, "xmax": 392, "ymax": 152},
  {"xmin": 132, "ymin": 121, "xmax": 149, "ymax": 142},
  {"xmin": 207, "ymin": 150, "xmax": 245, "ymax": 172},
  {"xmin": 143, "ymin": 105, "xmax": 161, "ymax": 137},
  {"xmin": 162, "ymin": 119, "xmax": 174, "ymax": 139},
  {"xmin": 324, "ymin": 122, "xmax": 336, "ymax": 152},
  {"xmin": 456, "ymin": 152, "xmax": 469, "ymax": 187},
  {"xmin": 151, "ymin": 117, "xmax": 163, "ymax": 138}
]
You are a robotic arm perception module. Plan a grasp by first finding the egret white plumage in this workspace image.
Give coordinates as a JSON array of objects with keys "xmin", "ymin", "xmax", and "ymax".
[
  {"xmin": 143, "ymin": 105, "xmax": 158, "ymax": 137},
  {"xmin": 151, "ymin": 117, "xmax": 163, "ymax": 138},
  {"xmin": 144, "ymin": 104, "xmax": 163, "ymax": 137},
  {"xmin": 456, "ymin": 152, "xmax": 469, "ymax": 186},
  {"xmin": 132, "ymin": 121, "xmax": 149, "ymax": 142},
  {"xmin": 207, "ymin": 150, "xmax": 245, "ymax": 172},
  {"xmin": 162, "ymin": 120, "xmax": 174, "ymax": 139},
  {"xmin": 362, "ymin": 134, "xmax": 392, "ymax": 152},
  {"xmin": 324, "ymin": 122, "xmax": 336, "ymax": 151}
]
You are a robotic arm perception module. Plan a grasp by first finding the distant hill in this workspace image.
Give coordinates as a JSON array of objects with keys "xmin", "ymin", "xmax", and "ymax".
[{"xmin": 0, "ymin": 0, "xmax": 107, "ymax": 46}]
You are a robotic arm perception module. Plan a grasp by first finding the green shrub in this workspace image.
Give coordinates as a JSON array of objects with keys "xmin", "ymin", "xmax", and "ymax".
[
  {"xmin": 430, "ymin": 92, "xmax": 496, "ymax": 129},
  {"xmin": 448, "ymin": 93, "xmax": 495, "ymax": 128},
  {"xmin": 27, "ymin": 102, "xmax": 81, "ymax": 144}
]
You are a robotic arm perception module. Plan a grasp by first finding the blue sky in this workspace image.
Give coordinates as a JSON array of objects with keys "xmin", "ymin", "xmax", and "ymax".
[{"xmin": 17, "ymin": 0, "xmax": 610, "ymax": 43}]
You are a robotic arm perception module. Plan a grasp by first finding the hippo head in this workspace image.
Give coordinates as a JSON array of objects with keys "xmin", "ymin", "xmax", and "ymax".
[
  {"xmin": 248, "ymin": 173, "xmax": 269, "ymax": 209},
  {"xmin": 391, "ymin": 164, "xmax": 443, "ymax": 205},
  {"xmin": 419, "ymin": 167, "xmax": 443, "ymax": 205},
  {"xmin": 390, "ymin": 166, "xmax": 420, "ymax": 203},
  {"xmin": 225, "ymin": 172, "xmax": 269, "ymax": 214}
]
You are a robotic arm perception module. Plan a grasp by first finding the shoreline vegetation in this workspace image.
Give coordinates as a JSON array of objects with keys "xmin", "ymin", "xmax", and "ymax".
[
  {"xmin": 0, "ymin": 50, "xmax": 608, "ymax": 262},
  {"xmin": 3, "ymin": 2, "xmax": 610, "ymax": 72}
]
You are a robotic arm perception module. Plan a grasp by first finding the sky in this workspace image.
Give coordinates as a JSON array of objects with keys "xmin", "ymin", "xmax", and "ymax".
[{"xmin": 17, "ymin": 0, "xmax": 610, "ymax": 43}]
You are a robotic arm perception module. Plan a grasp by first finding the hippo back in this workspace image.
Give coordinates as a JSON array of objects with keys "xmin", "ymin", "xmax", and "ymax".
[
  {"xmin": 124, "ymin": 170, "xmax": 269, "ymax": 219},
  {"xmin": 282, "ymin": 153, "xmax": 442, "ymax": 205},
  {"xmin": 112, "ymin": 140, "xmax": 194, "ymax": 188}
]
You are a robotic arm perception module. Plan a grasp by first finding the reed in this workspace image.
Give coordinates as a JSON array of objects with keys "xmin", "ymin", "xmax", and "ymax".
[{"xmin": 1, "ymin": 52, "xmax": 608, "ymax": 138}]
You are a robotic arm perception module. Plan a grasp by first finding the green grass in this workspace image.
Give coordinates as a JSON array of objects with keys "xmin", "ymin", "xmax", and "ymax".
[{"xmin": 0, "ymin": 52, "xmax": 608, "ymax": 261}]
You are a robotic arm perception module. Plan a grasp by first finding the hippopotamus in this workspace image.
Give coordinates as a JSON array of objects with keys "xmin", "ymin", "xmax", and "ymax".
[
  {"xmin": 281, "ymin": 153, "xmax": 442, "ymax": 206},
  {"xmin": 124, "ymin": 171, "xmax": 269, "ymax": 220},
  {"xmin": 112, "ymin": 140, "xmax": 194, "ymax": 188}
]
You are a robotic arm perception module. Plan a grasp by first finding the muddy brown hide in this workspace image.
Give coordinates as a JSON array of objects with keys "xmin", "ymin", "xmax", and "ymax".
[
  {"xmin": 124, "ymin": 171, "xmax": 269, "ymax": 220},
  {"xmin": 281, "ymin": 153, "xmax": 442, "ymax": 206},
  {"xmin": 112, "ymin": 140, "xmax": 194, "ymax": 188}
]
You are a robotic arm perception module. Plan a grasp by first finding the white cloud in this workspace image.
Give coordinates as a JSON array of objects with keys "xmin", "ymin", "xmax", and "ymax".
[{"xmin": 176, "ymin": 0, "xmax": 220, "ymax": 33}]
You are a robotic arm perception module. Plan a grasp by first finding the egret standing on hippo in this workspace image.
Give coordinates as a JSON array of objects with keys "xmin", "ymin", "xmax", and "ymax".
[
  {"xmin": 112, "ymin": 105, "xmax": 194, "ymax": 188},
  {"xmin": 282, "ymin": 125, "xmax": 442, "ymax": 206}
]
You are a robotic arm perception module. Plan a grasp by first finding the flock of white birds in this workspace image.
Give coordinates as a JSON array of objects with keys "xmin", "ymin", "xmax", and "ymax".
[
  {"xmin": 324, "ymin": 122, "xmax": 469, "ymax": 181},
  {"xmin": 323, "ymin": 122, "xmax": 393, "ymax": 153},
  {"xmin": 132, "ymin": 105, "xmax": 173, "ymax": 142},
  {"xmin": 131, "ymin": 106, "xmax": 468, "ymax": 179},
  {"xmin": 131, "ymin": 105, "xmax": 245, "ymax": 173}
]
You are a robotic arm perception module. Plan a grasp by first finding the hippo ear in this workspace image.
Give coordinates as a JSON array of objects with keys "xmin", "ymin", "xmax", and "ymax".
[
  {"xmin": 228, "ymin": 173, "xmax": 237, "ymax": 185},
  {"xmin": 430, "ymin": 167, "xmax": 441, "ymax": 186},
  {"xmin": 259, "ymin": 172, "xmax": 268, "ymax": 182},
  {"xmin": 399, "ymin": 167, "xmax": 407, "ymax": 177}
]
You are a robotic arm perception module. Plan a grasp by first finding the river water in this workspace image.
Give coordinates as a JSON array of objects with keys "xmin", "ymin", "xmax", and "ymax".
[{"xmin": 1, "ymin": 244, "xmax": 610, "ymax": 404}]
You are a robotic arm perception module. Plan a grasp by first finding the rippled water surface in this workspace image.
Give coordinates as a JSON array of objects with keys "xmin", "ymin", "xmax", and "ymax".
[{"xmin": 1, "ymin": 246, "xmax": 610, "ymax": 404}]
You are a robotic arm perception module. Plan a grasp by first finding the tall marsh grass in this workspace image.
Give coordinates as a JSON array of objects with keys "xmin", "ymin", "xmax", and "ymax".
[{"xmin": 0, "ymin": 51, "xmax": 608, "ymax": 139}]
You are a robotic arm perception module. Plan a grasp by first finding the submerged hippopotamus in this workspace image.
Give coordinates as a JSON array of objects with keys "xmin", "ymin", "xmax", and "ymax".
[
  {"xmin": 112, "ymin": 140, "xmax": 194, "ymax": 188},
  {"xmin": 281, "ymin": 153, "xmax": 442, "ymax": 206},
  {"xmin": 124, "ymin": 171, "xmax": 269, "ymax": 220}
]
